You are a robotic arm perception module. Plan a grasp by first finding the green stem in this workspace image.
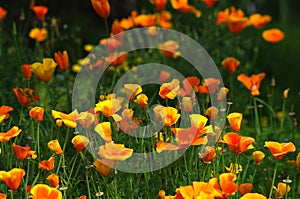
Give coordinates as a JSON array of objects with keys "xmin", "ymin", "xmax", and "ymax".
[
  {"xmin": 253, "ymin": 97, "xmax": 262, "ymax": 139},
  {"xmin": 268, "ymin": 161, "xmax": 278, "ymax": 198},
  {"xmin": 56, "ymin": 128, "xmax": 70, "ymax": 174},
  {"xmin": 10, "ymin": 190, "xmax": 14, "ymax": 199},
  {"xmin": 250, "ymin": 165, "xmax": 258, "ymax": 184},
  {"xmin": 280, "ymin": 99, "xmax": 286, "ymax": 130},
  {"xmin": 86, "ymin": 170, "xmax": 92, "ymax": 199}
]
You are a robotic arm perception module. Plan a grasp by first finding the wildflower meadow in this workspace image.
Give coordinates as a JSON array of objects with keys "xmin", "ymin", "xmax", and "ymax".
[{"xmin": 0, "ymin": 0, "xmax": 300, "ymax": 199}]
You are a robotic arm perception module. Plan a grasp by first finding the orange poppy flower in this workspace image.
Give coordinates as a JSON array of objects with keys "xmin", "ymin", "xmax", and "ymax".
[
  {"xmin": 48, "ymin": 140, "xmax": 63, "ymax": 155},
  {"xmin": 91, "ymin": 0, "xmax": 110, "ymax": 18},
  {"xmin": 159, "ymin": 40, "xmax": 180, "ymax": 58},
  {"xmin": 30, "ymin": 184, "xmax": 62, "ymax": 199},
  {"xmin": 0, "ymin": 106, "xmax": 13, "ymax": 123},
  {"xmin": 156, "ymin": 141, "xmax": 180, "ymax": 153},
  {"xmin": 0, "ymin": 168, "xmax": 25, "ymax": 190},
  {"xmin": 159, "ymin": 70, "xmax": 170, "ymax": 83},
  {"xmin": 240, "ymin": 193, "xmax": 266, "ymax": 199},
  {"xmin": 275, "ymin": 182, "xmax": 290, "ymax": 198},
  {"xmin": 264, "ymin": 141, "xmax": 296, "ymax": 160},
  {"xmin": 21, "ymin": 64, "xmax": 32, "ymax": 79},
  {"xmin": 178, "ymin": 76, "xmax": 200, "ymax": 96},
  {"xmin": 205, "ymin": 106, "xmax": 219, "ymax": 120},
  {"xmin": 32, "ymin": 6, "xmax": 48, "ymax": 20},
  {"xmin": 98, "ymin": 142, "xmax": 133, "ymax": 161},
  {"xmin": 38, "ymin": 157, "xmax": 55, "ymax": 171},
  {"xmin": 172, "ymin": 127, "xmax": 207, "ymax": 148},
  {"xmin": 94, "ymin": 98, "xmax": 122, "ymax": 121},
  {"xmin": 134, "ymin": 94, "xmax": 148, "ymax": 109},
  {"xmin": 54, "ymin": 50, "xmax": 69, "ymax": 71},
  {"xmin": 219, "ymin": 173, "xmax": 238, "ymax": 198},
  {"xmin": 119, "ymin": 17, "xmax": 134, "ymax": 30},
  {"xmin": 159, "ymin": 79, "xmax": 180, "ymax": 100},
  {"xmin": 93, "ymin": 159, "xmax": 114, "ymax": 177},
  {"xmin": 171, "ymin": 0, "xmax": 201, "ymax": 18},
  {"xmin": 217, "ymin": 8, "xmax": 229, "ymax": 25},
  {"xmin": 223, "ymin": 132, "xmax": 255, "ymax": 154},
  {"xmin": 252, "ymin": 151, "xmax": 265, "ymax": 165},
  {"xmin": 221, "ymin": 57, "xmax": 240, "ymax": 74},
  {"xmin": 95, "ymin": 122, "xmax": 112, "ymax": 142},
  {"xmin": 150, "ymin": 0, "xmax": 167, "ymax": 12},
  {"xmin": 31, "ymin": 58, "xmax": 57, "ymax": 83},
  {"xmin": 225, "ymin": 163, "xmax": 242, "ymax": 174},
  {"xmin": 262, "ymin": 28, "xmax": 285, "ymax": 43},
  {"xmin": 287, "ymin": 152, "xmax": 300, "ymax": 168},
  {"xmin": 12, "ymin": 143, "xmax": 37, "ymax": 161},
  {"xmin": 158, "ymin": 190, "xmax": 176, "ymax": 199},
  {"xmin": 134, "ymin": 14, "xmax": 156, "ymax": 27},
  {"xmin": 13, "ymin": 88, "xmax": 40, "ymax": 108},
  {"xmin": 217, "ymin": 87, "xmax": 229, "ymax": 101},
  {"xmin": 227, "ymin": 112, "xmax": 243, "ymax": 132},
  {"xmin": 100, "ymin": 37, "xmax": 122, "ymax": 52},
  {"xmin": 201, "ymin": 78, "xmax": 220, "ymax": 95},
  {"xmin": 249, "ymin": 13, "xmax": 271, "ymax": 28},
  {"xmin": 29, "ymin": 28, "xmax": 47, "ymax": 42},
  {"xmin": 29, "ymin": 106, "xmax": 44, "ymax": 122},
  {"xmin": 72, "ymin": 135, "xmax": 90, "ymax": 152},
  {"xmin": 237, "ymin": 73, "xmax": 266, "ymax": 96},
  {"xmin": 47, "ymin": 174, "xmax": 59, "ymax": 188},
  {"xmin": 159, "ymin": 106, "xmax": 181, "ymax": 127},
  {"xmin": 156, "ymin": 11, "xmax": 172, "ymax": 29},
  {"xmin": 52, "ymin": 109, "xmax": 78, "ymax": 128},
  {"xmin": 199, "ymin": 146, "xmax": 216, "ymax": 163},
  {"xmin": 124, "ymin": 84, "xmax": 142, "ymax": 100},
  {"xmin": 202, "ymin": 0, "xmax": 217, "ymax": 7},
  {"xmin": 182, "ymin": 97, "xmax": 194, "ymax": 113},
  {"xmin": 119, "ymin": 109, "xmax": 139, "ymax": 133},
  {"xmin": 0, "ymin": 7, "xmax": 7, "ymax": 20},
  {"xmin": 111, "ymin": 19, "xmax": 124, "ymax": 35},
  {"xmin": 75, "ymin": 111, "xmax": 95, "ymax": 129},
  {"xmin": 0, "ymin": 126, "xmax": 22, "ymax": 143},
  {"xmin": 0, "ymin": 193, "xmax": 6, "ymax": 199},
  {"xmin": 238, "ymin": 183, "xmax": 253, "ymax": 196},
  {"xmin": 78, "ymin": 196, "xmax": 87, "ymax": 199},
  {"xmin": 105, "ymin": 52, "xmax": 128, "ymax": 66}
]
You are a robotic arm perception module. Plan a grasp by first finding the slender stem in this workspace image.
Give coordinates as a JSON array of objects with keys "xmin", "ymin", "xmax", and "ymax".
[
  {"xmin": 86, "ymin": 170, "xmax": 91, "ymax": 199},
  {"xmin": 10, "ymin": 190, "xmax": 14, "ymax": 199},
  {"xmin": 37, "ymin": 123, "xmax": 40, "ymax": 161},
  {"xmin": 56, "ymin": 128, "xmax": 70, "ymax": 174},
  {"xmin": 253, "ymin": 97, "xmax": 262, "ymax": 139},
  {"xmin": 250, "ymin": 165, "xmax": 258, "ymax": 184},
  {"xmin": 280, "ymin": 99, "xmax": 286, "ymax": 130},
  {"xmin": 268, "ymin": 161, "xmax": 278, "ymax": 198}
]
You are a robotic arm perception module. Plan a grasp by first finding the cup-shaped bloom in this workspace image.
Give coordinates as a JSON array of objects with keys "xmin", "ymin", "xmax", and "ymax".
[
  {"xmin": 75, "ymin": 111, "xmax": 95, "ymax": 129},
  {"xmin": 21, "ymin": 64, "xmax": 32, "ymax": 79},
  {"xmin": 252, "ymin": 151, "xmax": 265, "ymax": 165},
  {"xmin": 98, "ymin": 142, "xmax": 133, "ymax": 161},
  {"xmin": 219, "ymin": 173, "xmax": 238, "ymax": 198},
  {"xmin": 205, "ymin": 106, "xmax": 219, "ymax": 120},
  {"xmin": 29, "ymin": 28, "xmax": 47, "ymax": 42},
  {"xmin": 240, "ymin": 193, "xmax": 266, "ymax": 199},
  {"xmin": 156, "ymin": 141, "xmax": 179, "ymax": 153},
  {"xmin": 0, "ymin": 7, "xmax": 7, "ymax": 20},
  {"xmin": 159, "ymin": 79, "xmax": 180, "ymax": 100},
  {"xmin": 275, "ymin": 183, "xmax": 290, "ymax": 198},
  {"xmin": 47, "ymin": 174, "xmax": 59, "ymax": 188},
  {"xmin": 159, "ymin": 70, "xmax": 170, "ymax": 83},
  {"xmin": 150, "ymin": 0, "xmax": 167, "ymax": 12},
  {"xmin": 134, "ymin": 94, "xmax": 148, "ymax": 109},
  {"xmin": 119, "ymin": 109, "xmax": 139, "ymax": 134},
  {"xmin": 32, "ymin": 6, "xmax": 48, "ymax": 20},
  {"xmin": 189, "ymin": 114, "xmax": 208, "ymax": 129},
  {"xmin": 52, "ymin": 110, "xmax": 78, "ymax": 128},
  {"xmin": 217, "ymin": 87, "xmax": 229, "ymax": 101},
  {"xmin": 227, "ymin": 112, "xmax": 242, "ymax": 132},
  {"xmin": 0, "ymin": 193, "xmax": 6, "ymax": 199},
  {"xmin": 134, "ymin": 14, "xmax": 156, "ymax": 27},
  {"xmin": 178, "ymin": 76, "xmax": 200, "ymax": 96},
  {"xmin": 159, "ymin": 40, "xmax": 180, "ymax": 58},
  {"xmin": 95, "ymin": 122, "xmax": 112, "ymax": 142},
  {"xmin": 182, "ymin": 97, "xmax": 194, "ymax": 113},
  {"xmin": 237, "ymin": 73, "xmax": 266, "ymax": 96},
  {"xmin": 38, "ymin": 157, "xmax": 55, "ymax": 171},
  {"xmin": 221, "ymin": 57, "xmax": 240, "ymax": 74},
  {"xmin": 72, "ymin": 135, "xmax": 89, "ymax": 152},
  {"xmin": 94, "ymin": 98, "xmax": 122, "ymax": 120},
  {"xmin": 31, "ymin": 58, "xmax": 57, "ymax": 83},
  {"xmin": 287, "ymin": 152, "xmax": 300, "ymax": 168},
  {"xmin": 29, "ymin": 106, "xmax": 44, "ymax": 122},
  {"xmin": 105, "ymin": 52, "xmax": 128, "ymax": 66},
  {"xmin": 199, "ymin": 146, "xmax": 216, "ymax": 163},
  {"xmin": 249, "ymin": 13, "xmax": 271, "ymax": 28},
  {"xmin": 93, "ymin": 159, "xmax": 114, "ymax": 177},
  {"xmin": 124, "ymin": 84, "xmax": 142, "ymax": 100},
  {"xmin": 0, "ymin": 126, "xmax": 22, "ymax": 142},
  {"xmin": 159, "ymin": 107, "xmax": 181, "ymax": 127},
  {"xmin": 48, "ymin": 140, "xmax": 63, "ymax": 155},
  {"xmin": 202, "ymin": 0, "xmax": 217, "ymax": 7},
  {"xmin": 264, "ymin": 141, "xmax": 296, "ymax": 160},
  {"xmin": 262, "ymin": 28, "xmax": 285, "ymax": 43},
  {"xmin": 0, "ymin": 168, "xmax": 25, "ymax": 190},
  {"xmin": 238, "ymin": 183, "xmax": 253, "ymax": 196},
  {"xmin": 170, "ymin": 0, "xmax": 201, "ymax": 18},
  {"xmin": 30, "ymin": 184, "xmax": 62, "ymax": 199},
  {"xmin": 202, "ymin": 78, "xmax": 220, "ymax": 95},
  {"xmin": 223, "ymin": 133, "xmax": 255, "ymax": 154},
  {"xmin": 91, "ymin": 0, "xmax": 110, "ymax": 19},
  {"xmin": 12, "ymin": 144, "xmax": 37, "ymax": 161},
  {"xmin": 13, "ymin": 88, "xmax": 40, "ymax": 108},
  {"xmin": 0, "ymin": 106, "xmax": 13, "ymax": 123},
  {"xmin": 54, "ymin": 50, "xmax": 69, "ymax": 71}
]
